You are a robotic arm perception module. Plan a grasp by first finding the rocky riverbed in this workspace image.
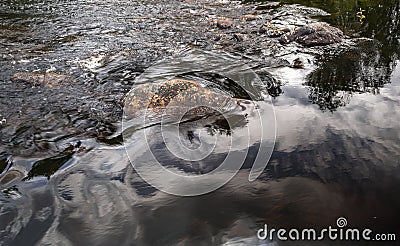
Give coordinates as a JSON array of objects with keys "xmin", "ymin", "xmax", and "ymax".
[
  {"xmin": 0, "ymin": 0, "xmax": 365, "ymax": 157},
  {"xmin": 1, "ymin": 0, "xmax": 400, "ymax": 245}
]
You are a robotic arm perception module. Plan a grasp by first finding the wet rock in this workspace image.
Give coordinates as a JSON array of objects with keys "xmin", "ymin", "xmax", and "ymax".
[
  {"xmin": 259, "ymin": 22, "xmax": 291, "ymax": 37},
  {"xmin": 215, "ymin": 18, "xmax": 233, "ymax": 29},
  {"xmin": 292, "ymin": 58, "xmax": 304, "ymax": 69},
  {"xmin": 254, "ymin": 2, "xmax": 281, "ymax": 10},
  {"xmin": 279, "ymin": 23, "xmax": 344, "ymax": 47},
  {"xmin": 0, "ymin": 169, "xmax": 24, "ymax": 187},
  {"xmin": 241, "ymin": 14, "xmax": 259, "ymax": 21},
  {"xmin": 233, "ymin": 33, "xmax": 245, "ymax": 42},
  {"xmin": 123, "ymin": 79, "xmax": 252, "ymax": 120},
  {"xmin": 23, "ymin": 142, "xmax": 81, "ymax": 181},
  {"xmin": 279, "ymin": 33, "xmax": 296, "ymax": 44},
  {"xmin": 0, "ymin": 156, "xmax": 10, "ymax": 175},
  {"xmin": 214, "ymin": 33, "xmax": 229, "ymax": 42},
  {"xmin": 11, "ymin": 72, "xmax": 73, "ymax": 87},
  {"xmin": 24, "ymin": 152, "xmax": 74, "ymax": 181}
]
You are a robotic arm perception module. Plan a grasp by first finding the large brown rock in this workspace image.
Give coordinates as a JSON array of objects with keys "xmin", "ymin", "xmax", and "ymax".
[{"xmin": 279, "ymin": 23, "xmax": 344, "ymax": 47}]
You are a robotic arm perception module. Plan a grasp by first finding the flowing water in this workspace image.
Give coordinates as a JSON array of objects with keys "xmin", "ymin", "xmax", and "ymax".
[{"xmin": 0, "ymin": 0, "xmax": 400, "ymax": 245}]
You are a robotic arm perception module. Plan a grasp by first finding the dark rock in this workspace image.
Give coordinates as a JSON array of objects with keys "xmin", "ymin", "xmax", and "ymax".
[
  {"xmin": 292, "ymin": 58, "xmax": 304, "ymax": 69},
  {"xmin": 279, "ymin": 23, "xmax": 343, "ymax": 47},
  {"xmin": 0, "ymin": 153, "xmax": 11, "ymax": 175},
  {"xmin": 278, "ymin": 33, "xmax": 296, "ymax": 44},
  {"xmin": 233, "ymin": 33, "xmax": 245, "ymax": 42}
]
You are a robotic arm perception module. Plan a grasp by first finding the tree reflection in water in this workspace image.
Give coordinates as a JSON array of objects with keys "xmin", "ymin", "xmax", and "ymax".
[{"xmin": 296, "ymin": 0, "xmax": 400, "ymax": 110}]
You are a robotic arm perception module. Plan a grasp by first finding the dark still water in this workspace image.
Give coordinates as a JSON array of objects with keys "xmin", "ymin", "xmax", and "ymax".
[{"xmin": 1, "ymin": 0, "xmax": 400, "ymax": 245}]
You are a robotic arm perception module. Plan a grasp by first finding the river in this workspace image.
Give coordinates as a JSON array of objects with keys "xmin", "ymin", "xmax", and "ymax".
[{"xmin": 0, "ymin": 0, "xmax": 399, "ymax": 245}]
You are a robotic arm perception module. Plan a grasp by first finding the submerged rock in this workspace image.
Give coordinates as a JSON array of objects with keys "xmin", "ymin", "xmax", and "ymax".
[
  {"xmin": 11, "ymin": 72, "xmax": 73, "ymax": 87},
  {"xmin": 0, "ymin": 169, "xmax": 24, "ymax": 187},
  {"xmin": 241, "ymin": 14, "xmax": 259, "ymax": 21},
  {"xmin": 233, "ymin": 33, "xmax": 245, "ymax": 42},
  {"xmin": 279, "ymin": 23, "xmax": 344, "ymax": 47},
  {"xmin": 215, "ymin": 18, "xmax": 233, "ymax": 29}
]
